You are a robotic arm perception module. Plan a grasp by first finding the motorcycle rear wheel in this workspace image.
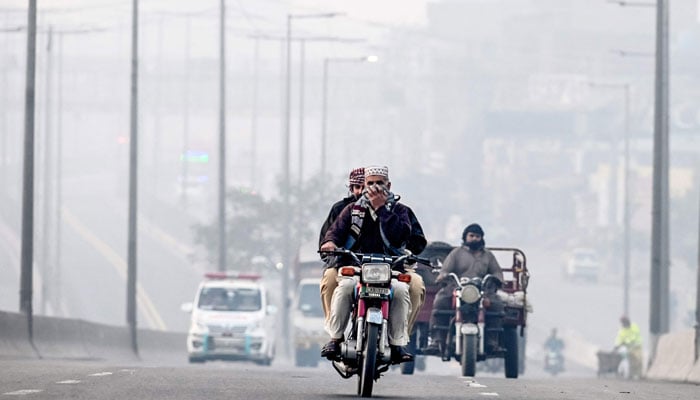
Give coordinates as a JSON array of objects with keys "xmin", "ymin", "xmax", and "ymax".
[{"xmin": 358, "ymin": 324, "xmax": 379, "ymax": 397}]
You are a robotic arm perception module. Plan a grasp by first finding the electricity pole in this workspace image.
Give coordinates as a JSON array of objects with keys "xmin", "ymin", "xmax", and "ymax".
[
  {"xmin": 649, "ymin": 0, "xmax": 670, "ymax": 361},
  {"xmin": 20, "ymin": 0, "xmax": 38, "ymax": 340},
  {"xmin": 127, "ymin": 0, "xmax": 140, "ymax": 355},
  {"xmin": 40, "ymin": 26, "xmax": 53, "ymax": 315},
  {"xmin": 217, "ymin": 0, "xmax": 227, "ymax": 272}
]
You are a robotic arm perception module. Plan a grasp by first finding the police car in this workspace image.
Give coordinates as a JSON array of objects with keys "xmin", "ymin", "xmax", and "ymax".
[{"xmin": 182, "ymin": 272, "xmax": 276, "ymax": 365}]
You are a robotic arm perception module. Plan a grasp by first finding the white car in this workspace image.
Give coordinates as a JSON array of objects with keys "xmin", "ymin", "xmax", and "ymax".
[
  {"xmin": 292, "ymin": 278, "xmax": 326, "ymax": 367},
  {"xmin": 565, "ymin": 248, "xmax": 600, "ymax": 282},
  {"xmin": 183, "ymin": 272, "xmax": 276, "ymax": 365}
]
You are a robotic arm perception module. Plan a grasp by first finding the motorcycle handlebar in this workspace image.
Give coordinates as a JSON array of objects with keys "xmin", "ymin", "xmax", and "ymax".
[{"xmin": 318, "ymin": 248, "xmax": 430, "ymax": 268}]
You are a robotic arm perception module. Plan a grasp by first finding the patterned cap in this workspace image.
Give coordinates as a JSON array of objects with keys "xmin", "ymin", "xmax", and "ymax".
[
  {"xmin": 348, "ymin": 167, "xmax": 365, "ymax": 186},
  {"xmin": 364, "ymin": 165, "xmax": 389, "ymax": 179}
]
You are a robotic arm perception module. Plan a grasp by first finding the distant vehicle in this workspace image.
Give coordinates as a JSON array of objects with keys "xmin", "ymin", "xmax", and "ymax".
[
  {"xmin": 182, "ymin": 272, "xmax": 276, "ymax": 365},
  {"xmin": 293, "ymin": 278, "xmax": 326, "ymax": 367},
  {"xmin": 565, "ymin": 248, "xmax": 600, "ymax": 282}
]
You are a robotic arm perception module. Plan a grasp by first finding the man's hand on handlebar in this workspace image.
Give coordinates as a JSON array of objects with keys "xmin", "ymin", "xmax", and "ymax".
[{"xmin": 320, "ymin": 241, "xmax": 337, "ymax": 252}]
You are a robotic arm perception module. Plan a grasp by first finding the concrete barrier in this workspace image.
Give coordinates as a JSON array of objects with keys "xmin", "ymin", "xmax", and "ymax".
[
  {"xmin": 646, "ymin": 330, "xmax": 696, "ymax": 382},
  {"xmin": 77, "ymin": 320, "xmax": 136, "ymax": 362},
  {"xmin": 688, "ymin": 359, "xmax": 700, "ymax": 383},
  {"xmin": 0, "ymin": 311, "xmax": 37, "ymax": 359},
  {"xmin": 0, "ymin": 311, "xmax": 185, "ymax": 363}
]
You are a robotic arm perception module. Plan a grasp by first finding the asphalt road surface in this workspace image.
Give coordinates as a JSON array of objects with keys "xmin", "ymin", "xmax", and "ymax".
[{"xmin": 1, "ymin": 358, "xmax": 697, "ymax": 399}]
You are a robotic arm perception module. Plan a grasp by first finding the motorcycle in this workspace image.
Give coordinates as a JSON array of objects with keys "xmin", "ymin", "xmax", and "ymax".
[
  {"xmin": 319, "ymin": 248, "xmax": 430, "ymax": 398},
  {"xmin": 432, "ymin": 272, "xmax": 521, "ymax": 378},
  {"xmin": 543, "ymin": 349, "xmax": 565, "ymax": 376}
]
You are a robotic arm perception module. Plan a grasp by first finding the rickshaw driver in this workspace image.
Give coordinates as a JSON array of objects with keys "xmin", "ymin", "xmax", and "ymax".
[{"xmin": 423, "ymin": 223, "xmax": 505, "ymax": 355}]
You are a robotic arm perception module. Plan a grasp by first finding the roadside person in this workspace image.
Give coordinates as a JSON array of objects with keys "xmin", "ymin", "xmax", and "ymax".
[{"xmin": 614, "ymin": 316, "xmax": 643, "ymax": 379}]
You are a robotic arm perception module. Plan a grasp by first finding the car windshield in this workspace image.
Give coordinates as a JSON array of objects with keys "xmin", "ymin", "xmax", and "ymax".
[
  {"xmin": 197, "ymin": 287, "xmax": 262, "ymax": 311},
  {"xmin": 297, "ymin": 284, "xmax": 323, "ymax": 318}
]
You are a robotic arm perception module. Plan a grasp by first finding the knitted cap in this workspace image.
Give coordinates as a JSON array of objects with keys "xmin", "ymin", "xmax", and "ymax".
[
  {"xmin": 348, "ymin": 167, "xmax": 365, "ymax": 186},
  {"xmin": 364, "ymin": 165, "xmax": 389, "ymax": 179}
]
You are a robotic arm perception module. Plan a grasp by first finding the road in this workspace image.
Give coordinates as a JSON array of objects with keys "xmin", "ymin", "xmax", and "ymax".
[{"xmin": 0, "ymin": 358, "xmax": 697, "ymax": 399}]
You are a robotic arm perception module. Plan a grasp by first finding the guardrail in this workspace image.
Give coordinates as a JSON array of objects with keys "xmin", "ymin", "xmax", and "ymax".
[{"xmin": 0, "ymin": 310, "xmax": 186, "ymax": 362}]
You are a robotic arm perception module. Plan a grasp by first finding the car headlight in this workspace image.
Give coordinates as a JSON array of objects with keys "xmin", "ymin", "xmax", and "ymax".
[
  {"xmin": 460, "ymin": 284, "xmax": 481, "ymax": 304},
  {"xmin": 192, "ymin": 320, "xmax": 209, "ymax": 335},
  {"xmin": 362, "ymin": 263, "xmax": 391, "ymax": 283}
]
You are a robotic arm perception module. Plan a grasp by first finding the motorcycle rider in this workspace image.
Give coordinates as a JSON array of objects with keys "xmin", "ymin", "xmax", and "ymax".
[
  {"xmin": 319, "ymin": 165, "xmax": 414, "ymax": 364},
  {"xmin": 423, "ymin": 223, "xmax": 504, "ymax": 355},
  {"xmin": 543, "ymin": 328, "xmax": 565, "ymax": 372},
  {"xmin": 318, "ymin": 168, "xmax": 427, "ymax": 338},
  {"xmin": 614, "ymin": 316, "xmax": 643, "ymax": 379}
]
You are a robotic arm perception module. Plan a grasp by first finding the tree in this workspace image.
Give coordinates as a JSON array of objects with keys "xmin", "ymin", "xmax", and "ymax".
[{"xmin": 193, "ymin": 173, "xmax": 343, "ymax": 271}]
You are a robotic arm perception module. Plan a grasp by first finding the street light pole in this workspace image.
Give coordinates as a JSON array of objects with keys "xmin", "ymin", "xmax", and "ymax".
[
  {"xmin": 126, "ymin": 0, "xmax": 140, "ymax": 355},
  {"xmin": 20, "ymin": 0, "xmax": 38, "ymax": 341},
  {"xmin": 218, "ymin": 0, "xmax": 227, "ymax": 272},
  {"xmin": 40, "ymin": 26, "xmax": 53, "ymax": 316},
  {"xmin": 622, "ymin": 84, "xmax": 631, "ymax": 318},
  {"xmin": 321, "ymin": 58, "xmax": 328, "ymax": 178},
  {"xmin": 297, "ymin": 39, "xmax": 305, "ymax": 186},
  {"xmin": 282, "ymin": 12, "xmax": 343, "ymax": 357},
  {"xmin": 649, "ymin": 0, "xmax": 670, "ymax": 359},
  {"xmin": 590, "ymin": 81, "xmax": 632, "ymax": 317}
]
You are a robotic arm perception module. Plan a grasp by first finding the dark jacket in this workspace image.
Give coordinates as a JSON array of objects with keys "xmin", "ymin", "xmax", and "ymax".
[
  {"xmin": 406, "ymin": 207, "xmax": 427, "ymax": 254},
  {"xmin": 320, "ymin": 197, "xmax": 427, "ymax": 254},
  {"xmin": 323, "ymin": 201, "xmax": 411, "ymax": 256},
  {"xmin": 319, "ymin": 195, "xmax": 358, "ymax": 247}
]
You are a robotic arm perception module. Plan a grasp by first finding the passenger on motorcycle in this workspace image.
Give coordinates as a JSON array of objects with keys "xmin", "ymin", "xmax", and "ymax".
[
  {"xmin": 319, "ymin": 165, "xmax": 415, "ymax": 364},
  {"xmin": 423, "ymin": 223, "xmax": 505, "ymax": 355},
  {"xmin": 318, "ymin": 168, "xmax": 428, "ymax": 337}
]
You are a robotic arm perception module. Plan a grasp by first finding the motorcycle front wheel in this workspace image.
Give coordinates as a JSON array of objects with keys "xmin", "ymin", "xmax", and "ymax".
[
  {"xmin": 358, "ymin": 323, "xmax": 379, "ymax": 398},
  {"xmin": 461, "ymin": 334, "xmax": 477, "ymax": 377}
]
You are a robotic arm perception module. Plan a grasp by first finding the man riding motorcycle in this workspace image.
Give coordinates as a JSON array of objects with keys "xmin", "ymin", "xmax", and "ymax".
[
  {"xmin": 543, "ymin": 328, "xmax": 565, "ymax": 373},
  {"xmin": 319, "ymin": 165, "xmax": 414, "ymax": 364},
  {"xmin": 423, "ymin": 223, "xmax": 505, "ymax": 355},
  {"xmin": 318, "ymin": 168, "xmax": 427, "ymax": 334}
]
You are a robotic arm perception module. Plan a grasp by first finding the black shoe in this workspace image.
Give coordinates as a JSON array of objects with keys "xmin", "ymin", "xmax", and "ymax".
[
  {"xmin": 321, "ymin": 340, "xmax": 341, "ymax": 360},
  {"xmin": 423, "ymin": 342, "xmax": 442, "ymax": 356},
  {"xmin": 390, "ymin": 345, "xmax": 414, "ymax": 364}
]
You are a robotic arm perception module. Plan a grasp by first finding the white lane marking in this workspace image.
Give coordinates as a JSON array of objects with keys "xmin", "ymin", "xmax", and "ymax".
[
  {"xmin": 119, "ymin": 369, "xmax": 136, "ymax": 374},
  {"xmin": 480, "ymin": 393, "xmax": 499, "ymax": 397},
  {"xmin": 469, "ymin": 382, "xmax": 488, "ymax": 388},
  {"xmin": 88, "ymin": 372, "xmax": 113, "ymax": 377},
  {"xmin": 3, "ymin": 389, "xmax": 44, "ymax": 395},
  {"xmin": 56, "ymin": 380, "xmax": 81, "ymax": 384}
]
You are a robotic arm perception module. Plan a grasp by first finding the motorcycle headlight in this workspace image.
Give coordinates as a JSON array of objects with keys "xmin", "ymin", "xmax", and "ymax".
[
  {"xmin": 460, "ymin": 284, "xmax": 481, "ymax": 304},
  {"xmin": 362, "ymin": 263, "xmax": 391, "ymax": 284}
]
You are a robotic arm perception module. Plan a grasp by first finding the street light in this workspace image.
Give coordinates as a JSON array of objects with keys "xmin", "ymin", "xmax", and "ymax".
[
  {"xmin": 320, "ymin": 55, "xmax": 379, "ymax": 178},
  {"xmin": 589, "ymin": 81, "xmax": 632, "ymax": 318},
  {"xmin": 282, "ymin": 11, "xmax": 343, "ymax": 357},
  {"xmin": 245, "ymin": 33, "xmax": 362, "ymax": 188}
]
